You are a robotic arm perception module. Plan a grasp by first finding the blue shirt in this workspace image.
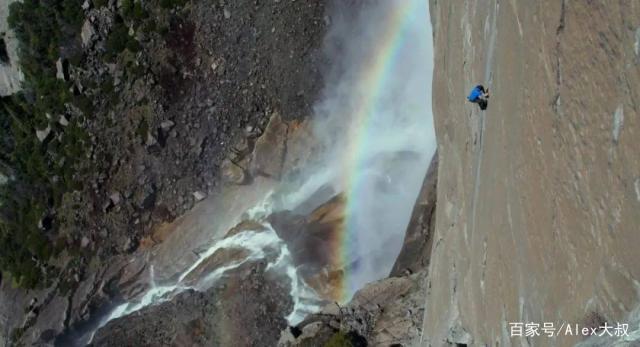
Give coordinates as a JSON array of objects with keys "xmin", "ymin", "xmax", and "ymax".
[{"xmin": 467, "ymin": 87, "xmax": 483, "ymax": 102}]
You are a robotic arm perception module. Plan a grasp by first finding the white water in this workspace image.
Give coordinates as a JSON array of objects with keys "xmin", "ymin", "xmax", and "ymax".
[
  {"xmin": 97, "ymin": 220, "xmax": 321, "ymax": 326},
  {"xmin": 91, "ymin": 0, "xmax": 435, "ymax": 339},
  {"xmin": 296, "ymin": 0, "xmax": 435, "ymax": 299}
]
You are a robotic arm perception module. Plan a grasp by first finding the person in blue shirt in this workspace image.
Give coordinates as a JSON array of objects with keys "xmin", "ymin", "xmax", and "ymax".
[{"xmin": 467, "ymin": 85, "xmax": 489, "ymax": 110}]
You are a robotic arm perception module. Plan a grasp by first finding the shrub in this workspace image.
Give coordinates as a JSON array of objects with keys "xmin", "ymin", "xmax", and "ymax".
[
  {"xmin": 106, "ymin": 22, "xmax": 141, "ymax": 59},
  {"xmin": 324, "ymin": 332, "xmax": 354, "ymax": 347},
  {"xmin": 122, "ymin": 0, "xmax": 148, "ymax": 21},
  {"xmin": 1, "ymin": 0, "xmax": 89, "ymax": 289},
  {"xmin": 160, "ymin": 0, "xmax": 188, "ymax": 9},
  {"xmin": 93, "ymin": 0, "xmax": 108, "ymax": 8}
]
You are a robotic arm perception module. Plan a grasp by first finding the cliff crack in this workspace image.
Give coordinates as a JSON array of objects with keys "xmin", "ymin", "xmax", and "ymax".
[{"xmin": 552, "ymin": 0, "xmax": 566, "ymax": 116}]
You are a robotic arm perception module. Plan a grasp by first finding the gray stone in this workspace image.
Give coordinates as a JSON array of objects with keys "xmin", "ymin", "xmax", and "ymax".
[
  {"xmin": 36, "ymin": 125, "xmax": 51, "ymax": 142},
  {"xmin": 58, "ymin": 115, "xmax": 69, "ymax": 126},
  {"xmin": 80, "ymin": 236, "xmax": 90, "ymax": 248},
  {"xmin": 145, "ymin": 133, "xmax": 157, "ymax": 146},
  {"xmin": 160, "ymin": 120, "xmax": 175, "ymax": 131},
  {"xmin": 192, "ymin": 191, "xmax": 206, "ymax": 201},
  {"xmin": 81, "ymin": 19, "xmax": 96, "ymax": 47},
  {"xmin": 110, "ymin": 192, "xmax": 122, "ymax": 205},
  {"xmin": 321, "ymin": 302, "xmax": 340, "ymax": 316},
  {"xmin": 56, "ymin": 58, "xmax": 66, "ymax": 80},
  {"xmin": 299, "ymin": 321, "xmax": 323, "ymax": 340}
]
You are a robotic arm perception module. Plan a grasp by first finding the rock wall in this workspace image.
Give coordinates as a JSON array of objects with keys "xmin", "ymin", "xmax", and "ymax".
[
  {"xmin": 0, "ymin": 0, "xmax": 22, "ymax": 96},
  {"xmin": 424, "ymin": 1, "xmax": 640, "ymax": 346}
]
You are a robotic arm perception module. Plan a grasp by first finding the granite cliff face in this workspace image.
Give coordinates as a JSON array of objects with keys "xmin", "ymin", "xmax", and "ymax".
[
  {"xmin": 424, "ymin": 1, "xmax": 640, "ymax": 346},
  {"xmin": 0, "ymin": 0, "xmax": 22, "ymax": 96}
]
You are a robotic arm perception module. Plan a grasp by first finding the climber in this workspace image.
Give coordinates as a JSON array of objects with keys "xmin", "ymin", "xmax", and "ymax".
[{"xmin": 467, "ymin": 84, "xmax": 489, "ymax": 110}]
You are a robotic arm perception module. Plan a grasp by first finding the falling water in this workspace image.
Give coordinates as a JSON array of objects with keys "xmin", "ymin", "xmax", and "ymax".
[{"xmin": 84, "ymin": 0, "xmax": 435, "ymax": 342}]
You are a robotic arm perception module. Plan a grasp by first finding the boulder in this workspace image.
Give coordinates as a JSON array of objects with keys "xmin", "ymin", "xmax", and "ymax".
[
  {"xmin": 221, "ymin": 158, "xmax": 246, "ymax": 185},
  {"xmin": 35, "ymin": 125, "xmax": 51, "ymax": 142},
  {"xmin": 250, "ymin": 112, "xmax": 288, "ymax": 179},
  {"xmin": 280, "ymin": 273, "xmax": 427, "ymax": 347},
  {"xmin": 55, "ymin": 58, "xmax": 67, "ymax": 80},
  {"xmin": 58, "ymin": 115, "xmax": 69, "ymax": 126},
  {"xmin": 109, "ymin": 192, "xmax": 122, "ymax": 205},
  {"xmin": 192, "ymin": 191, "xmax": 206, "ymax": 201},
  {"xmin": 81, "ymin": 19, "xmax": 96, "ymax": 47},
  {"xmin": 160, "ymin": 120, "xmax": 175, "ymax": 131}
]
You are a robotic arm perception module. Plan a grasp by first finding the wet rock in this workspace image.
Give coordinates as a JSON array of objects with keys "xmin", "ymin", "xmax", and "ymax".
[
  {"xmin": 93, "ymin": 262, "xmax": 292, "ymax": 347},
  {"xmin": 224, "ymin": 220, "xmax": 269, "ymax": 238},
  {"xmin": 269, "ymin": 193, "xmax": 346, "ymax": 300},
  {"xmin": 181, "ymin": 248, "xmax": 250, "ymax": 286},
  {"xmin": 280, "ymin": 273, "xmax": 426, "ymax": 347},
  {"xmin": 390, "ymin": 152, "xmax": 437, "ymax": 276}
]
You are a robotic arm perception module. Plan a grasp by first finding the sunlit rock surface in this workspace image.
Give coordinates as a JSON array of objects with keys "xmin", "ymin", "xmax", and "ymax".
[{"xmin": 423, "ymin": 1, "xmax": 640, "ymax": 346}]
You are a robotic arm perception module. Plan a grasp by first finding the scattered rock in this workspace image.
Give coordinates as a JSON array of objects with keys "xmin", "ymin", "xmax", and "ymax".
[
  {"xmin": 80, "ymin": 236, "xmax": 90, "ymax": 248},
  {"xmin": 110, "ymin": 192, "xmax": 122, "ymax": 205},
  {"xmin": 160, "ymin": 120, "xmax": 175, "ymax": 131},
  {"xmin": 58, "ymin": 115, "xmax": 69, "ymax": 126},
  {"xmin": 145, "ymin": 132, "xmax": 157, "ymax": 146},
  {"xmin": 192, "ymin": 191, "xmax": 206, "ymax": 201},
  {"xmin": 280, "ymin": 273, "xmax": 427, "ymax": 347},
  {"xmin": 81, "ymin": 19, "xmax": 96, "ymax": 47},
  {"xmin": 55, "ymin": 58, "xmax": 66, "ymax": 80},
  {"xmin": 36, "ymin": 125, "xmax": 51, "ymax": 142}
]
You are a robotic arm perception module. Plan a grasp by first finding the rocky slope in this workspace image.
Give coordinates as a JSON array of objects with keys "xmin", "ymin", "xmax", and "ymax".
[
  {"xmin": 0, "ymin": 0, "xmax": 328, "ymax": 345},
  {"xmin": 423, "ymin": 1, "xmax": 640, "ymax": 346},
  {"xmin": 65, "ymin": 0, "xmax": 327, "ymax": 260},
  {"xmin": 85, "ymin": 150, "xmax": 437, "ymax": 347}
]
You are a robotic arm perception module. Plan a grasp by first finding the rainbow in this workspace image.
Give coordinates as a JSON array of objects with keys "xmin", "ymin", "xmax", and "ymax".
[{"xmin": 331, "ymin": 0, "xmax": 426, "ymax": 302}]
